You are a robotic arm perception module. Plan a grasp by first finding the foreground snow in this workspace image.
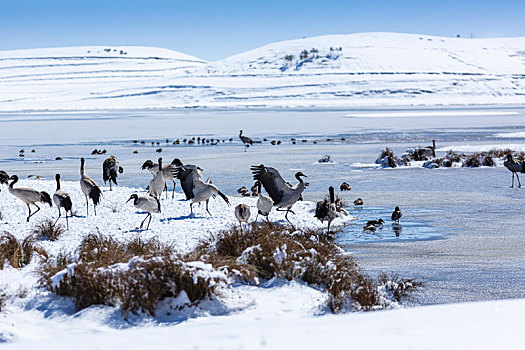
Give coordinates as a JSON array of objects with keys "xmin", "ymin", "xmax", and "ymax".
[
  {"xmin": 1, "ymin": 32, "xmax": 525, "ymax": 111},
  {"xmin": 2, "ymin": 290, "xmax": 523, "ymax": 349}
]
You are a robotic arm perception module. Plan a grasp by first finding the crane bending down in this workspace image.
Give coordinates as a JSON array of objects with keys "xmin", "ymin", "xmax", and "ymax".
[
  {"xmin": 127, "ymin": 193, "xmax": 161, "ymax": 230},
  {"xmin": 314, "ymin": 186, "xmax": 337, "ymax": 233},
  {"xmin": 239, "ymin": 130, "xmax": 253, "ymax": 151},
  {"xmin": 8, "ymin": 175, "xmax": 52, "ymax": 222},
  {"xmin": 141, "ymin": 158, "xmax": 181, "ymax": 198},
  {"xmin": 103, "ymin": 156, "xmax": 123, "ymax": 191},
  {"xmin": 503, "ymin": 154, "xmax": 525, "ymax": 188},
  {"xmin": 53, "ymin": 174, "xmax": 73, "ymax": 228},
  {"xmin": 80, "ymin": 157, "xmax": 102, "ymax": 215},
  {"xmin": 250, "ymin": 164, "xmax": 307, "ymax": 226}
]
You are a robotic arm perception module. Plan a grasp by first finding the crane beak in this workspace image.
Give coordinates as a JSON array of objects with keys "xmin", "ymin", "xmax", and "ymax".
[{"xmin": 126, "ymin": 196, "xmax": 133, "ymax": 203}]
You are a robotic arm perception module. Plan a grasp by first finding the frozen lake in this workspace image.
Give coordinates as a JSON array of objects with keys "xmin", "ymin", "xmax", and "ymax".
[{"xmin": 1, "ymin": 106, "xmax": 525, "ymax": 305}]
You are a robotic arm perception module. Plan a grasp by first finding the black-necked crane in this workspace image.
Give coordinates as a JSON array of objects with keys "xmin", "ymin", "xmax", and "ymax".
[
  {"xmin": 148, "ymin": 157, "xmax": 167, "ymax": 199},
  {"xmin": 235, "ymin": 204, "xmax": 251, "ymax": 233},
  {"xmin": 8, "ymin": 175, "xmax": 52, "ymax": 222},
  {"xmin": 391, "ymin": 206, "xmax": 402, "ymax": 224},
  {"xmin": 239, "ymin": 130, "xmax": 253, "ymax": 151},
  {"xmin": 315, "ymin": 186, "xmax": 337, "ymax": 233},
  {"xmin": 141, "ymin": 158, "xmax": 181, "ymax": 199},
  {"xmin": 173, "ymin": 165, "xmax": 229, "ymax": 215},
  {"xmin": 354, "ymin": 198, "xmax": 363, "ymax": 206},
  {"xmin": 53, "ymin": 174, "xmax": 73, "ymax": 228},
  {"xmin": 126, "ymin": 193, "xmax": 161, "ymax": 230},
  {"xmin": 190, "ymin": 178, "xmax": 230, "ymax": 215},
  {"xmin": 255, "ymin": 181, "xmax": 272, "ymax": 222},
  {"xmin": 80, "ymin": 157, "xmax": 102, "ymax": 216},
  {"xmin": 102, "ymin": 156, "xmax": 123, "ymax": 191},
  {"xmin": 171, "ymin": 161, "xmax": 204, "ymax": 201},
  {"xmin": 250, "ymin": 164, "xmax": 307, "ymax": 226},
  {"xmin": 503, "ymin": 154, "xmax": 525, "ymax": 188}
]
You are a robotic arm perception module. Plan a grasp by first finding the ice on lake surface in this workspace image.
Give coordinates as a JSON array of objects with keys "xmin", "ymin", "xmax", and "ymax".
[{"xmin": 2, "ymin": 106, "xmax": 525, "ymax": 304}]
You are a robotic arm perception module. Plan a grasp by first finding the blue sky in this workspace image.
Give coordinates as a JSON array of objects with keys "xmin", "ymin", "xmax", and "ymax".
[{"xmin": 1, "ymin": 0, "xmax": 524, "ymax": 60}]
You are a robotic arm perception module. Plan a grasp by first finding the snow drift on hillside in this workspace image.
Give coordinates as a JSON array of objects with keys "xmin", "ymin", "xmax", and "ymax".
[{"xmin": 1, "ymin": 33, "xmax": 525, "ymax": 111}]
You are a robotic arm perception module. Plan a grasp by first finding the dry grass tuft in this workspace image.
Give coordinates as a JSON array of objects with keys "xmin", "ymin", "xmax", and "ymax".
[
  {"xmin": 193, "ymin": 222, "xmax": 382, "ymax": 312},
  {"xmin": 0, "ymin": 232, "xmax": 47, "ymax": 269},
  {"xmin": 40, "ymin": 235, "xmax": 218, "ymax": 318},
  {"xmin": 0, "ymin": 232, "xmax": 22, "ymax": 269},
  {"xmin": 34, "ymin": 220, "xmax": 65, "ymax": 241}
]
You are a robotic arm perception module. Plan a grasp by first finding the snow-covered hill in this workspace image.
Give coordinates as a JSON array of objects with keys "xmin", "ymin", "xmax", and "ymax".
[
  {"xmin": 1, "ymin": 33, "xmax": 525, "ymax": 111},
  {"xmin": 0, "ymin": 46, "xmax": 207, "ymax": 111}
]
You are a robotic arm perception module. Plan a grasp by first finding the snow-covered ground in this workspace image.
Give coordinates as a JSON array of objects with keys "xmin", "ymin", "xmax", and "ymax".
[
  {"xmin": 0, "ymin": 179, "xmax": 358, "ymax": 345},
  {"xmin": 1, "ymin": 32, "xmax": 525, "ymax": 111},
  {"xmin": 0, "ymin": 179, "xmax": 342, "ymax": 256}
]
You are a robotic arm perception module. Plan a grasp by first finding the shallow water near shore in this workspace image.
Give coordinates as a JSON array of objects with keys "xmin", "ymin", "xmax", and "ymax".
[{"xmin": 1, "ymin": 106, "xmax": 525, "ymax": 305}]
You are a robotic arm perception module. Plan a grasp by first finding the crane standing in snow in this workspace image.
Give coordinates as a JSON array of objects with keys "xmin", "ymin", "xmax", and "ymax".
[
  {"xmin": 141, "ymin": 158, "xmax": 180, "ymax": 199},
  {"xmin": 172, "ymin": 165, "xmax": 229, "ymax": 215},
  {"xmin": 126, "ymin": 193, "xmax": 161, "ymax": 230},
  {"xmin": 80, "ymin": 157, "xmax": 102, "ymax": 216},
  {"xmin": 53, "ymin": 174, "xmax": 73, "ymax": 228},
  {"xmin": 8, "ymin": 175, "xmax": 52, "ymax": 222},
  {"xmin": 251, "ymin": 164, "xmax": 307, "ymax": 226},
  {"xmin": 147, "ymin": 158, "xmax": 168, "ymax": 199},
  {"xmin": 102, "ymin": 155, "xmax": 123, "ymax": 191}
]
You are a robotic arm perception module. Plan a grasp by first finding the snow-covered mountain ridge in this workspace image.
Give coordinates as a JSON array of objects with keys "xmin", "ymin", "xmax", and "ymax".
[{"xmin": 1, "ymin": 33, "xmax": 524, "ymax": 111}]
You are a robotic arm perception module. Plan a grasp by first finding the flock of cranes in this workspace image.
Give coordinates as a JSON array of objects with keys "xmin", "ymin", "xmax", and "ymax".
[{"xmin": 6, "ymin": 130, "xmax": 523, "ymax": 235}]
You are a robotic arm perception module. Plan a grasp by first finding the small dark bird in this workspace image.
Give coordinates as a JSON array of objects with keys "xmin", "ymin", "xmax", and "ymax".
[
  {"xmin": 340, "ymin": 182, "xmax": 351, "ymax": 191},
  {"xmin": 366, "ymin": 219, "xmax": 384, "ymax": 227},
  {"xmin": 103, "ymin": 156, "xmax": 123, "ymax": 191},
  {"xmin": 354, "ymin": 198, "xmax": 363, "ymax": 206},
  {"xmin": 391, "ymin": 207, "xmax": 402, "ymax": 224},
  {"xmin": 503, "ymin": 154, "xmax": 525, "ymax": 188},
  {"xmin": 53, "ymin": 174, "xmax": 73, "ymax": 228}
]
